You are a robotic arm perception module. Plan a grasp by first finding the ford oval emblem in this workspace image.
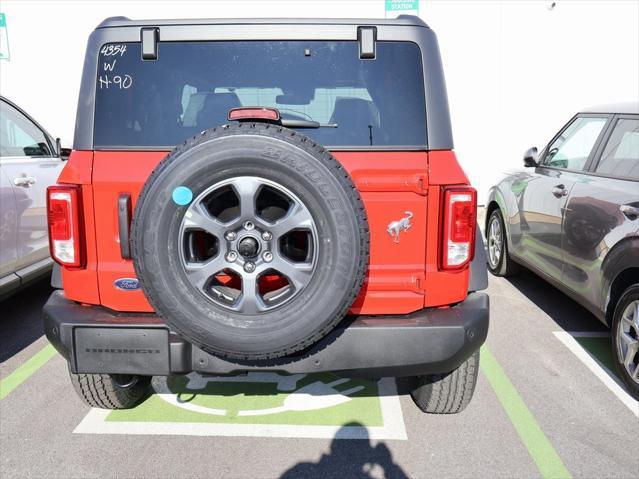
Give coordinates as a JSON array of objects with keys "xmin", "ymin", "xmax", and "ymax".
[{"xmin": 114, "ymin": 278, "xmax": 140, "ymax": 291}]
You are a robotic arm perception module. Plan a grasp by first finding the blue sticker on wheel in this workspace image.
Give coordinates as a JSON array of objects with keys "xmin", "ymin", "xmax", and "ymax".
[{"xmin": 172, "ymin": 186, "xmax": 193, "ymax": 206}]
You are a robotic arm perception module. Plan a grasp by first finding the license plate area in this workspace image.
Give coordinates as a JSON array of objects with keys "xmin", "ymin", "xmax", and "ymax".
[{"xmin": 74, "ymin": 328, "xmax": 170, "ymax": 375}]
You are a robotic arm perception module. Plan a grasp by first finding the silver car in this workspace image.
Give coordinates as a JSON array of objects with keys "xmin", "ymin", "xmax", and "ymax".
[
  {"xmin": 0, "ymin": 96, "xmax": 66, "ymax": 298},
  {"xmin": 486, "ymin": 102, "xmax": 639, "ymax": 399}
]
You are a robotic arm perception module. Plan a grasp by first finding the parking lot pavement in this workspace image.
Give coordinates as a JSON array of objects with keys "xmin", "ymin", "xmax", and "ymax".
[{"xmin": 1, "ymin": 273, "xmax": 638, "ymax": 479}]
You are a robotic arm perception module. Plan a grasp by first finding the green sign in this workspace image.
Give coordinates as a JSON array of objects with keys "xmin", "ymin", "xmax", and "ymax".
[
  {"xmin": 0, "ymin": 13, "xmax": 9, "ymax": 60},
  {"xmin": 385, "ymin": 0, "xmax": 419, "ymax": 18}
]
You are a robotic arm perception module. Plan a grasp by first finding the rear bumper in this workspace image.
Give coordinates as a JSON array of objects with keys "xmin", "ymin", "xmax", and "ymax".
[{"xmin": 43, "ymin": 290, "xmax": 489, "ymax": 377}]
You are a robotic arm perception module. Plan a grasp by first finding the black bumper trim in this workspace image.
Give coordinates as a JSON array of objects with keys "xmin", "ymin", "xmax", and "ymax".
[{"xmin": 43, "ymin": 290, "xmax": 489, "ymax": 377}]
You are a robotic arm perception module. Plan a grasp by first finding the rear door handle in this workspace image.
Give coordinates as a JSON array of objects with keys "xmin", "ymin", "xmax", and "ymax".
[
  {"xmin": 551, "ymin": 184, "xmax": 567, "ymax": 198},
  {"xmin": 13, "ymin": 175, "xmax": 36, "ymax": 187},
  {"xmin": 620, "ymin": 204, "xmax": 639, "ymax": 219}
]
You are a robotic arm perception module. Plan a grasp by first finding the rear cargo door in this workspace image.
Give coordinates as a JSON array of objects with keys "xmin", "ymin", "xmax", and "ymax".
[{"xmin": 89, "ymin": 38, "xmax": 431, "ymax": 314}]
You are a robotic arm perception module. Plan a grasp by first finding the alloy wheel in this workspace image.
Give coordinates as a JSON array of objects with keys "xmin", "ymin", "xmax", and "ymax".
[
  {"xmin": 617, "ymin": 299, "xmax": 639, "ymax": 384},
  {"xmin": 487, "ymin": 215, "xmax": 503, "ymax": 269},
  {"xmin": 178, "ymin": 177, "xmax": 318, "ymax": 314}
]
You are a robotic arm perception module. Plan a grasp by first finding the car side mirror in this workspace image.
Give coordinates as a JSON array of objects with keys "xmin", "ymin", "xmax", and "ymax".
[
  {"xmin": 56, "ymin": 138, "xmax": 71, "ymax": 161},
  {"xmin": 523, "ymin": 147, "xmax": 538, "ymax": 167}
]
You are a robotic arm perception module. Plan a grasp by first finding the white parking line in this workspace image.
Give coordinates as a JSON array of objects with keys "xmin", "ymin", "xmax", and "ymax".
[
  {"xmin": 73, "ymin": 377, "xmax": 407, "ymax": 440},
  {"xmin": 553, "ymin": 331, "xmax": 638, "ymax": 417}
]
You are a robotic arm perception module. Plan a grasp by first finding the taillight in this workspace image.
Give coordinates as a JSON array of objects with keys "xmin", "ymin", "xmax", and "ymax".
[
  {"xmin": 47, "ymin": 185, "xmax": 84, "ymax": 268},
  {"xmin": 439, "ymin": 186, "xmax": 477, "ymax": 270}
]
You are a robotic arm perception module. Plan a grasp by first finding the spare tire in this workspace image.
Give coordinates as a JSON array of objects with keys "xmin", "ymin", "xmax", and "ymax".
[{"xmin": 132, "ymin": 123, "xmax": 369, "ymax": 360}]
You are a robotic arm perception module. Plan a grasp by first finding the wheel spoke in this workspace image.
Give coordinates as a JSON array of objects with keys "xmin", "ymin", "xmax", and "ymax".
[
  {"xmin": 184, "ymin": 203, "xmax": 226, "ymax": 237},
  {"xmin": 184, "ymin": 255, "xmax": 226, "ymax": 290},
  {"xmin": 235, "ymin": 274, "xmax": 265, "ymax": 314},
  {"xmin": 270, "ymin": 203, "xmax": 313, "ymax": 238},
  {"xmin": 230, "ymin": 177, "xmax": 261, "ymax": 220},
  {"xmin": 620, "ymin": 330, "xmax": 635, "ymax": 349},
  {"xmin": 623, "ymin": 340, "xmax": 639, "ymax": 369},
  {"xmin": 271, "ymin": 256, "xmax": 314, "ymax": 290}
]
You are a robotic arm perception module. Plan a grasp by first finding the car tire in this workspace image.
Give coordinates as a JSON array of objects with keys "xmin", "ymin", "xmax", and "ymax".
[
  {"xmin": 486, "ymin": 208, "xmax": 519, "ymax": 277},
  {"xmin": 69, "ymin": 365, "xmax": 151, "ymax": 409},
  {"xmin": 132, "ymin": 122, "xmax": 369, "ymax": 360},
  {"xmin": 410, "ymin": 350, "xmax": 479, "ymax": 414},
  {"xmin": 611, "ymin": 284, "xmax": 639, "ymax": 400}
]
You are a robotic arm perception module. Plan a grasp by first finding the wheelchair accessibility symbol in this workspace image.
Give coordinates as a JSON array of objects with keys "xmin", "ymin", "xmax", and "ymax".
[
  {"xmin": 75, "ymin": 372, "xmax": 406, "ymax": 439},
  {"xmin": 154, "ymin": 372, "xmax": 367, "ymax": 416}
]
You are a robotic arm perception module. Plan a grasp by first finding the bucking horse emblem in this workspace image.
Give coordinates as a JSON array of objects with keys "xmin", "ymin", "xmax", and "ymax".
[{"xmin": 387, "ymin": 211, "xmax": 413, "ymax": 243}]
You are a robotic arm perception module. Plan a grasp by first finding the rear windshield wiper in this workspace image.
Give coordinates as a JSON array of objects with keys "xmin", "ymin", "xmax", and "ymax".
[{"xmin": 281, "ymin": 119, "xmax": 338, "ymax": 129}]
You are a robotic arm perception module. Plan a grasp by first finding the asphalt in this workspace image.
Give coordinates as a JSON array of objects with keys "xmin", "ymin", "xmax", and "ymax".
[{"xmin": 1, "ymin": 272, "xmax": 638, "ymax": 479}]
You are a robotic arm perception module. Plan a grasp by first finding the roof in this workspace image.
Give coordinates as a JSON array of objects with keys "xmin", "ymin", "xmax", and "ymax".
[
  {"xmin": 96, "ymin": 15, "xmax": 429, "ymax": 29},
  {"xmin": 580, "ymin": 102, "xmax": 639, "ymax": 115}
]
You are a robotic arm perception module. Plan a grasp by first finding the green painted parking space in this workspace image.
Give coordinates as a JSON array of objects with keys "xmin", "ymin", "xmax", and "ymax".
[
  {"xmin": 75, "ymin": 372, "xmax": 406, "ymax": 439},
  {"xmin": 554, "ymin": 331, "xmax": 638, "ymax": 417},
  {"xmin": 574, "ymin": 336, "xmax": 617, "ymax": 377},
  {"xmin": 114, "ymin": 373, "xmax": 382, "ymax": 425}
]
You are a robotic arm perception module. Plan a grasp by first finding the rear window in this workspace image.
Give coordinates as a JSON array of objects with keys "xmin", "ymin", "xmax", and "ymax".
[{"xmin": 93, "ymin": 41, "xmax": 427, "ymax": 149}]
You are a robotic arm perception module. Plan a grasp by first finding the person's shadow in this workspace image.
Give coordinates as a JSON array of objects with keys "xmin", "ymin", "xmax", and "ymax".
[{"xmin": 280, "ymin": 422, "xmax": 408, "ymax": 479}]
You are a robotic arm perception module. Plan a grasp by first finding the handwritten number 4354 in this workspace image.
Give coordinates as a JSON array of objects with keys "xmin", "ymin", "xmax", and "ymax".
[{"xmin": 100, "ymin": 44, "xmax": 127, "ymax": 57}]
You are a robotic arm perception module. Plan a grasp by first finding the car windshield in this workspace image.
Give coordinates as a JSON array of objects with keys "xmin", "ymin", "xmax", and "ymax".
[{"xmin": 93, "ymin": 41, "xmax": 427, "ymax": 148}]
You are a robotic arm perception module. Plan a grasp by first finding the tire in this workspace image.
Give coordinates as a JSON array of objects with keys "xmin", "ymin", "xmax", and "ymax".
[
  {"xmin": 486, "ymin": 208, "xmax": 519, "ymax": 277},
  {"xmin": 611, "ymin": 285, "xmax": 639, "ymax": 400},
  {"xmin": 69, "ymin": 365, "xmax": 151, "ymax": 409},
  {"xmin": 410, "ymin": 350, "xmax": 479, "ymax": 414},
  {"xmin": 132, "ymin": 123, "xmax": 369, "ymax": 360}
]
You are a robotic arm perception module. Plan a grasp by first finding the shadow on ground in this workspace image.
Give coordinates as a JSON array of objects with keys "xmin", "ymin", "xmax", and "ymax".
[
  {"xmin": 0, "ymin": 277, "xmax": 52, "ymax": 362},
  {"xmin": 505, "ymin": 268, "xmax": 607, "ymax": 332},
  {"xmin": 505, "ymin": 267, "xmax": 637, "ymax": 398},
  {"xmin": 280, "ymin": 422, "xmax": 409, "ymax": 479}
]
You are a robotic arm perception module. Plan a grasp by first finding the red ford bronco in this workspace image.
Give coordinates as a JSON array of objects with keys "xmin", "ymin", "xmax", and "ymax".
[{"xmin": 44, "ymin": 16, "xmax": 489, "ymax": 413}]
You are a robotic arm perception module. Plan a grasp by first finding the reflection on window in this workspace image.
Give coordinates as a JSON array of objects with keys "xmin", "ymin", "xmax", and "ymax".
[
  {"xmin": 0, "ymin": 101, "xmax": 51, "ymax": 157},
  {"xmin": 544, "ymin": 117, "xmax": 607, "ymax": 171},
  {"xmin": 596, "ymin": 119, "xmax": 639, "ymax": 179},
  {"xmin": 94, "ymin": 41, "xmax": 427, "ymax": 148}
]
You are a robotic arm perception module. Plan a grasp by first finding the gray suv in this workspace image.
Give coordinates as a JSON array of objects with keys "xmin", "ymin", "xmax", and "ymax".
[{"xmin": 486, "ymin": 102, "xmax": 639, "ymax": 399}]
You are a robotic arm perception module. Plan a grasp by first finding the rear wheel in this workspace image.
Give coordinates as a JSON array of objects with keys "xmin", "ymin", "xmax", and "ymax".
[
  {"xmin": 69, "ymin": 365, "xmax": 151, "ymax": 409},
  {"xmin": 410, "ymin": 351, "xmax": 479, "ymax": 414},
  {"xmin": 611, "ymin": 285, "xmax": 639, "ymax": 399},
  {"xmin": 486, "ymin": 208, "xmax": 519, "ymax": 277}
]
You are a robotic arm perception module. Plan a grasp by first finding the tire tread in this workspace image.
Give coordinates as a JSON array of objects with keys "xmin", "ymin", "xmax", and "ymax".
[
  {"xmin": 69, "ymin": 367, "xmax": 150, "ymax": 409},
  {"xmin": 410, "ymin": 350, "xmax": 479, "ymax": 414}
]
